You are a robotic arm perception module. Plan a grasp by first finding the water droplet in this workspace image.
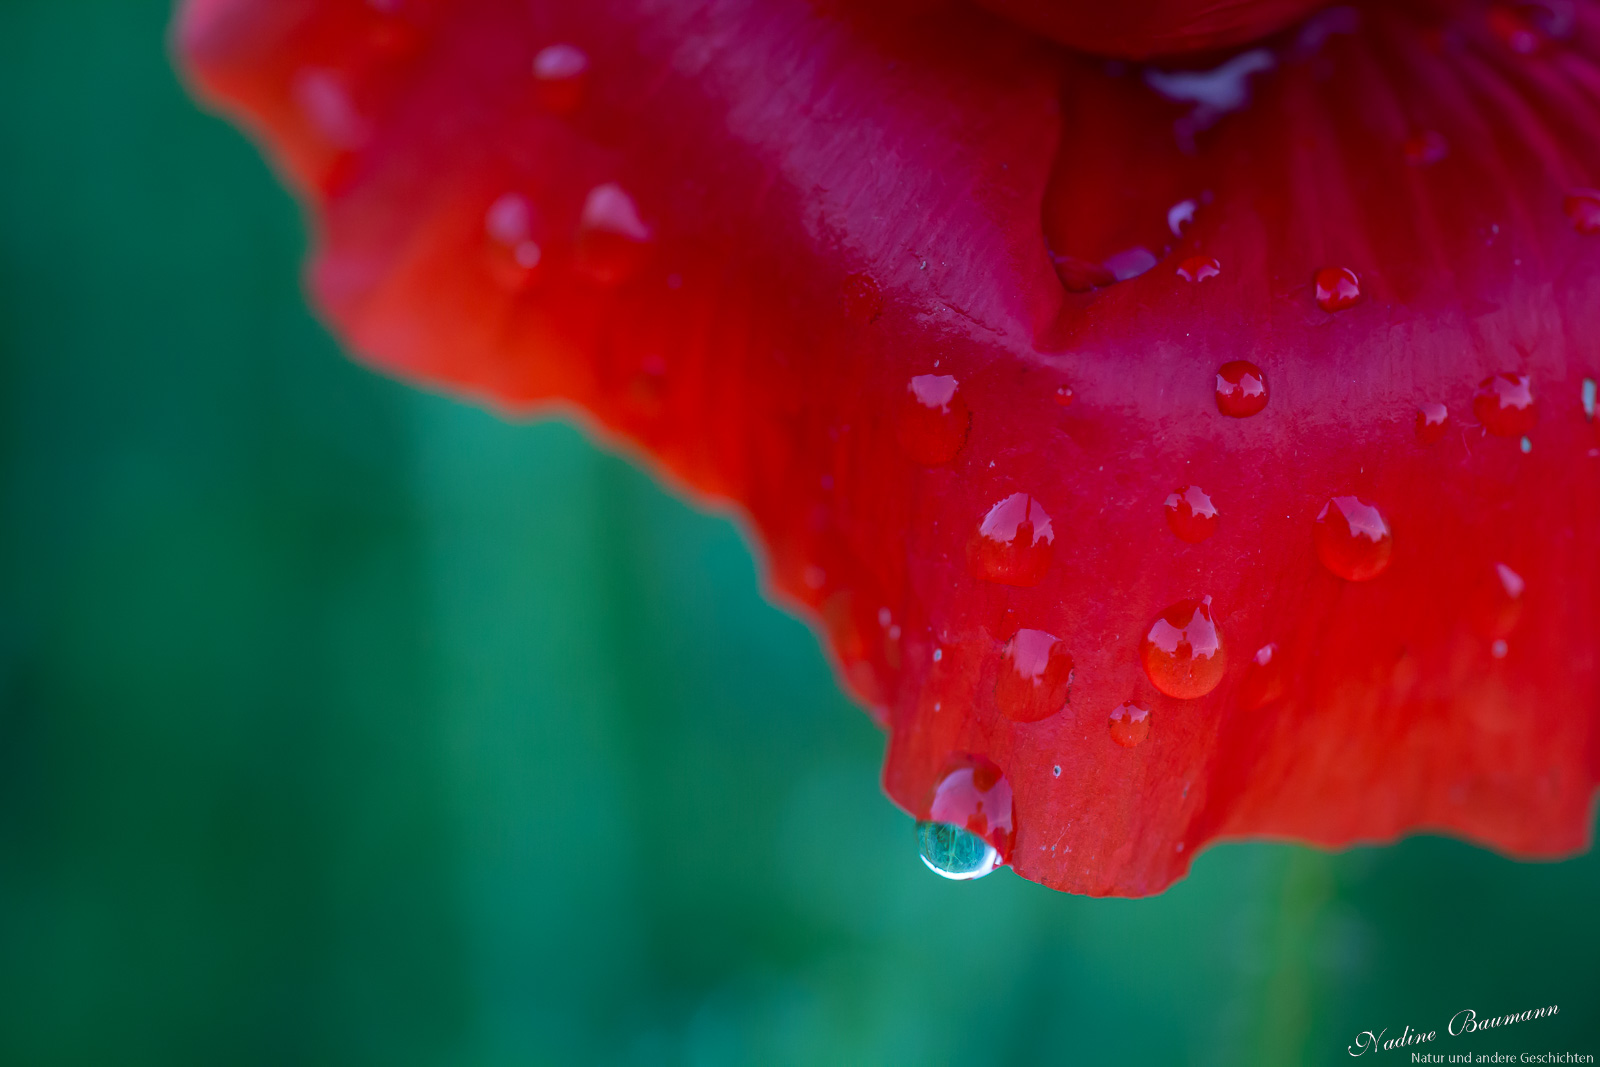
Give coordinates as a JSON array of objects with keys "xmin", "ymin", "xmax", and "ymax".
[
  {"xmin": 483, "ymin": 192, "xmax": 545, "ymax": 291},
  {"xmin": 1520, "ymin": 435, "xmax": 1532, "ymax": 453},
  {"xmin": 1176, "ymin": 255, "xmax": 1221, "ymax": 282},
  {"xmin": 1051, "ymin": 764, "xmax": 1061, "ymax": 777},
  {"xmin": 1108, "ymin": 702, "xmax": 1151, "ymax": 748},
  {"xmin": 1403, "ymin": 130, "xmax": 1449, "ymax": 166},
  {"xmin": 994, "ymin": 629, "xmax": 1073, "ymax": 722},
  {"xmin": 968, "ymin": 493, "xmax": 1054, "ymax": 586},
  {"xmin": 1239, "ymin": 642, "xmax": 1286, "ymax": 710},
  {"xmin": 896, "ymin": 374, "xmax": 971, "ymax": 465},
  {"xmin": 1141, "ymin": 596, "xmax": 1226, "ymax": 699},
  {"xmin": 919, "ymin": 757, "xmax": 1014, "ymax": 879},
  {"xmin": 1314, "ymin": 267, "xmax": 1362, "ymax": 312},
  {"xmin": 1216, "ymin": 361, "xmax": 1269, "ymax": 418},
  {"xmin": 841, "ymin": 272, "xmax": 883, "ymax": 324},
  {"xmin": 1491, "ymin": 638, "xmax": 1509, "ymax": 658},
  {"xmin": 1415, "ymin": 402, "xmax": 1449, "ymax": 443},
  {"xmin": 917, "ymin": 821, "xmax": 1000, "ymax": 880},
  {"xmin": 576, "ymin": 182, "xmax": 652, "ymax": 284},
  {"xmin": 1472, "ymin": 373, "xmax": 1537, "ymax": 437},
  {"xmin": 1054, "ymin": 385, "xmax": 1075, "ymax": 407},
  {"xmin": 1314, "ymin": 496, "xmax": 1393, "ymax": 581},
  {"xmin": 1103, "ymin": 247, "xmax": 1159, "ymax": 282},
  {"xmin": 932, "ymin": 648, "xmax": 943, "ymax": 662},
  {"xmin": 1164, "ymin": 485, "xmax": 1218, "ymax": 543},
  {"xmin": 1475, "ymin": 561, "xmax": 1526, "ymax": 639},
  {"xmin": 1167, "ymin": 199, "xmax": 1198, "ymax": 237},
  {"xmin": 531, "ymin": 42, "xmax": 589, "ymax": 115},
  {"xmin": 292, "ymin": 68, "xmax": 371, "ymax": 149},
  {"xmin": 1582, "ymin": 378, "xmax": 1597, "ymax": 420},
  {"xmin": 1489, "ymin": 4, "xmax": 1547, "ymax": 53}
]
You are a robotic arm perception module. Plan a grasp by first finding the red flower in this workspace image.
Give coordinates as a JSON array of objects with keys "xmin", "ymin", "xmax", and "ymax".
[{"xmin": 175, "ymin": 0, "xmax": 1600, "ymax": 895}]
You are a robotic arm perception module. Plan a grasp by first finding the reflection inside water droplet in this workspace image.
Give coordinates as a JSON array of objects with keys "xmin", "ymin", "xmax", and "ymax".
[
  {"xmin": 917, "ymin": 821, "xmax": 1000, "ymax": 880},
  {"xmin": 1140, "ymin": 597, "xmax": 1225, "ymax": 699}
]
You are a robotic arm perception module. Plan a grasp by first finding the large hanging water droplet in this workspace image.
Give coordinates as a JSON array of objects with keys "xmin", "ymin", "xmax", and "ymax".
[
  {"xmin": 1239, "ymin": 642, "xmax": 1286, "ymax": 710},
  {"xmin": 994, "ymin": 629, "xmax": 1073, "ymax": 722},
  {"xmin": 1176, "ymin": 255, "xmax": 1221, "ymax": 282},
  {"xmin": 1108, "ymin": 702, "xmax": 1151, "ymax": 748},
  {"xmin": 1314, "ymin": 267, "xmax": 1362, "ymax": 312},
  {"xmin": 968, "ymin": 493, "xmax": 1054, "ymax": 586},
  {"xmin": 917, "ymin": 820, "xmax": 1000, "ymax": 880},
  {"xmin": 1472, "ymin": 373, "xmax": 1537, "ymax": 437},
  {"xmin": 1314, "ymin": 496, "xmax": 1393, "ymax": 581},
  {"xmin": 897, "ymin": 374, "xmax": 970, "ymax": 465},
  {"xmin": 919, "ymin": 758, "xmax": 1014, "ymax": 879},
  {"xmin": 1415, "ymin": 402, "xmax": 1449, "ymax": 443},
  {"xmin": 1571, "ymin": 190, "xmax": 1600, "ymax": 233},
  {"xmin": 576, "ymin": 182, "xmax": 652, "ymax": 285},
  {"xmin": 483, "ymin": 192, "xmax": 545, "ymax": 291},
  {"xmin": 1141, "ymin": 596, "xmax": 1226, "ymax": 699},
  {"xmin": 532, "ymin": 43, "xmax": 589, "ymax": 115},
  {"xmin": 1216, "ymin": 361, "xmax": 1268, "ymax": 418},
  {"xmin": 1164, "ymin": 485, "xmax": 1218, "ymax": 543}
]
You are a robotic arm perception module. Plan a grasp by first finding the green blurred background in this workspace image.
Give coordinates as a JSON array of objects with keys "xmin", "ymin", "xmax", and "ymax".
[{"xmin": 0, "ymin": 2, "xmax": 1596, "ymax": 1064}]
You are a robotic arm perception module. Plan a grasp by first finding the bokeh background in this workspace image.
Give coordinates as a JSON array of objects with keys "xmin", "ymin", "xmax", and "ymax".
[{"xmin": 1, "ymin": 2, "xmax": 1597, "ymax": 1064}]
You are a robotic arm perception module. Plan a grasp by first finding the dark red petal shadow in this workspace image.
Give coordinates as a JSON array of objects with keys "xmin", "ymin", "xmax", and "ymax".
[{"xmin": 176, "ymin": 0, "xmax": 1600, "ymax": 895}]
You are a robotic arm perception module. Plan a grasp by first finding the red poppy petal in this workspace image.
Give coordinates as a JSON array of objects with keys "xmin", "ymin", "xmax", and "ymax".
[
  {"xmin": 974, "ymin": 0, "xmax": 1329, "ymax": 58},
  {"xmin": 176, "ymin": 0, "xmax": 1600, "ymax": 896}
]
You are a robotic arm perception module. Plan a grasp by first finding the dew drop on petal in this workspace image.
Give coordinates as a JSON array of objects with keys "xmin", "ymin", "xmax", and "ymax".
[
  {"xmin": 1141, "ymin": 596, "xmax": 1226, "ymax": 699},
  {"xmin": 968, "ymin": 493, "xmax": 1054, "ymax": 586},
  {"xmin": 1164, "ymin": 485, "xmax": 1218, "ymax": 543},
  {"xmin": 292, "ymin": 68, "xmax": 371, "ymax": 149},
  {"xmin": 917, "ymin": 821, "xmax": 1000, "ymax": 880},
  {"xmin": 1108, "ymin": 702, "xmax": 1151, "ymax": 748},
  {"xmin": 1415, "ymin": 402, "xmax": 1449, "ymax": 443},
  {"xmin": 918, "ymin": 757, "xmax": 1015, "ymax": 878},
  {"xmin": 483, "ymin": 192, "xmax": 545, "ymax": 291},
  {"xmin": 1314, "ymin": 266, "xmax": 1362, "ymax": 312},
  {"xmin": 1176, "ymin": 255, "xmax": 1221, "ymax": 282},
  {"xmin": 532, "ymin": 42, "xmax": 589, "ymax": 114},
  {"xmin": 1216, "ymin": 361, "xmax": 1268, "ymax": 418},
  {"xmin": 1472, "ymin": 373, "xmax": 1537, "ymax": 437},
  {"xmin": 1167, "ymin": 199, "xmax": 1198, "ymax": 237},
  {"xmin": 1314, "ymin": 496, "xmax": 1393, "ymax": 581},
  {"xmin": 1403, "ymin": 130, "xmax": 1449, "ymax": 166},
  {"xmin": 841, "ymin": 272, "xmax": 883, "ymax": 324},
  {"xmin": 897, "ymin": 374, "xmax": 970, "ymax": 465},
  {"xmin": 1475, "ymin": 562, "xmax": 1526, "ymax": 639},
  {"xmin": 1239, "ymin": 642, "xmax": 1286, "ymax": 710},
  {"xmin": 994, "ymin": 629, "xmax": 1073, "ymax": 723},
  {"xmin": 1054, "ymin": 385, "xmax": 1075, "ymax": 407},
  {"xmin": 1491, "ymin": 639, "xmax": 1509, "ymax": 659},
  {"xmin": 1582, "ymin": 378, "xmax": 1596, "ymax": 421},
  {"xmin": 576, "ymin": 182, "xmax": 652, "ymax": 284},
  {"xmin": 1103, "ymin": 247, "xmax": 1159, "ymax": 282}
]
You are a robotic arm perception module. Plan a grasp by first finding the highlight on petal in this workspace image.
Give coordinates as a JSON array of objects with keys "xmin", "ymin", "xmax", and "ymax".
[{"xmin": 175, "ymin": 0, "xmax": 1600, "ymax": 895}]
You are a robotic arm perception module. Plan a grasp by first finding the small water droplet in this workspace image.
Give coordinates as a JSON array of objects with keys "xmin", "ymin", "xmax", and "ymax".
[
  {"xmin": 1176, "ymin": 255, "xmax": 1221, "ymax": 282},
  {"xmin": 1141, "ymin": 596, "xmax": 1225, "ymax": 699},
  {"xmin": 532, "ymin": 43, "xmax": 589, "ymax": 115},
  {"xmin": 1103, "ymin": 247, "xmax": 1159, "ymax": 282},
  {"xmin": 1167, "ymin": 199, "xmax": 1198, "ymax": 237},
  {"xmin": 1415, "ymin": 402, "xmax": 1449, "ymax": 443},
  {"xmin": 1491, "ymin": 639, "xmax": 1509, "ymax": 658},
  {"xmin": 933, "ymin": 648, "xmax": 943, "ymax": 662},
  {"xmin": 1108, "ymin": 702, "xmax": 1151, "ymax": 748},
  {"xmin": 1054, "ymin": 385, "xmax": 1075, "ymax": 407},
  {"xmin": 576, "ymin": 182, "xmax": 652, "ymax": 284},
  {"xmin": 1216, "ymin": 361, "xmax": 1269, "ymax": 418},
  {"xmin": 1314, "ymin": 267, "xmax": 1362, "ymax": 312},
  {"xmin": 918, "ymin": 758, "xmax": 1014, "ymax": 879},
  {"xmin": 994, "ymin": 629, "xmax": 1073, "ymax": 723},
  {"xmin": 1403, "ymin": 130, "xmax": 1449, "ymax": 166},
  {"xmin": 1520, "ymin": 435, "xmax": 1532, "ymax": 453},
  {"xmin": 1314, "ymin": 496, "xmax": 1393, "ymax": 581},
  {"xmin": 1164, "ymin": 485, "xmax": 1218, "ymax": 543},
  {"xmin": 483, "ymin": 192, "xmax": 545, "ymax": 291},
  {"xmin": 968, "ymin": 493, "xmax": 1054, "ymax": 586},
  {"xmin": 1582, "ymin": 378, "xmax": 1597, "ymax": 420},
  {"xmin": 1239, "ymin": 642, "xmax": 1286, "ymax": 710},
  {"xmin": 1475, "ymin": 561, "xmax": 1526, "ymax": 639},
  {"xmin": 841, "ymin": 272, "xmax": 883, "ymax": 324},
  {"xmin": 293, "ymin": 68, "xmax": 372, "ymax": 149},
  {"xmin": 1472, "ymin": 373, "xmax": 1537, "ymax": 437},
  {"xmin": 896, "ymin": 374, "xmax": 971, "ymax": 465},
  {"xmin": 1052, "ymin": 764, "xmax": 1061, "ymax": 777}
]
